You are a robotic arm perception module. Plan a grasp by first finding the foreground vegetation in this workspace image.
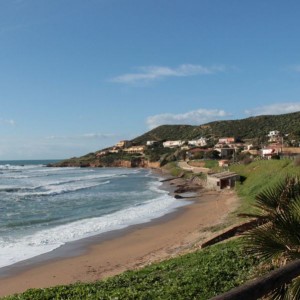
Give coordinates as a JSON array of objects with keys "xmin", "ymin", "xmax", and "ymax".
[
  {"xmin": 243, "ymin": 176, "xmax": 300, "ymax": 299},
  {"xmin": 3, "ymin": 240, "xmax": 259, "ymax": 300}
]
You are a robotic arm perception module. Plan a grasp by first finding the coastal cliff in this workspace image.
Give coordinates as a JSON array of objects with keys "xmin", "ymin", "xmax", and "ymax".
[{"xmin": 50, "ymin": 157, "xmax": 161, "ymax": 169}]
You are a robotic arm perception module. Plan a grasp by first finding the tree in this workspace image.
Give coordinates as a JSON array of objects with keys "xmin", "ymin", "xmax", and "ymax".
[{"xmin": 243, "ymin": 176, "xmax": 300, "ymax": 299}]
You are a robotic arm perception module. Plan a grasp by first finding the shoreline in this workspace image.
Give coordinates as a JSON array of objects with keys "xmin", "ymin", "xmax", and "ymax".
[
  {"xmin": 0, "ymin": 169, "xmax": 186, "ymax": 278},
  {"xmin": 0, "ymin": 172, "xmax": 239, "ymax": 297}
]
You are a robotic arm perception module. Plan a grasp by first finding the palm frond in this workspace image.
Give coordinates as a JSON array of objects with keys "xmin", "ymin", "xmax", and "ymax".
[
  {"xmin": 243, "ymin": 176, "xmax": 300, "ymax": 299},
  {"xmin": 267, "ymin": 283, "xmax": 290, "ymax": 300},
  {"xmin": 287, "ymin": 277, "xmax": 300, "ymax": 300},
  {"xmin": 254, "ymin": 176, "xmax": 300, "ymax": 218},
  {"xmin": 244, "ymin": 224, "xmax": 289, "ymax": 262}
]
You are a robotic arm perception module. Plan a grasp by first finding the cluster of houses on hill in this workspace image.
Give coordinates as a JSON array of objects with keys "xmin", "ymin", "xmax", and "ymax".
[
  {"xmin": 95, "ymin": 130, "xmax": 300, "ymax": 191},
  {"xmin": 97, "ymin": 130, "xmax": 300, "ymax": 161}
]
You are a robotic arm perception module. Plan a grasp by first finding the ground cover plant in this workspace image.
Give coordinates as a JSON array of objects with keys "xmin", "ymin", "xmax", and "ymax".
[
  {"xmin": 230, "ymin": 159, "xmax": 300, "ymax": 216},
  {"xmin": 3, "ymin": 239, "xmax": 259, "ymax": 300}
]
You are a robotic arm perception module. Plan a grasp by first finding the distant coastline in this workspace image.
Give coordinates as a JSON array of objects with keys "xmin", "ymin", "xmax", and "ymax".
[{"xmin": 0, "ymin": 159, "xmax": 62, "ymax": 166}]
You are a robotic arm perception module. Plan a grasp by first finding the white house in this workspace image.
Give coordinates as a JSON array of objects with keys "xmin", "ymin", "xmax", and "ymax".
[
  {"xmin": 268, "ymin": 131, "xmax": 281, "ymax": 142},
  {"xmin": 146, "ymin": 141, "xmax": 158, "ymax": 146},
  {"xmin": 268, "ymin": 130, "xmax": 280, "ymax": 137},
  {"xmin": 261, "ymin": 148, "xmax": 277, "ymax": 159},
  {"xmin": 163, "ymin": 140, "xmax": 185, "ymax": 148},
  {"xmin": 218, "ymin": 137, "xmax": 235, "ymax": 144},
  {"xmin": 188, "ymin": 137, "xmax": 207, "ymax": 147}
]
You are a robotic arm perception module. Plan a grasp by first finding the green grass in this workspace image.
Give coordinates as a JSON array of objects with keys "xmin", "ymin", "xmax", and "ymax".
[
  {"xmin": 162, "ymin": 162, "xmax": 194, "ymax": 178},
  {"xmin": 203, "ymin": 160, "xmax": 218, "ymax": 169},
  {"xmin": 230, "ymin": 159, "xmax": 300, "ymax": 215},
  {"xmin": 3, "ymin": 239, "xmax": 259, "ymax": 300}
]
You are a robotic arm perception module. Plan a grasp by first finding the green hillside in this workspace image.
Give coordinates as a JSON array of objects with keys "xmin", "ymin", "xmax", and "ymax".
[
  {"xmin": 51, "ymin": 111, "xmax": 300, "ymax": 167},
  {"xmin": 132, "ymin": 111, "xmax": 300, "ymax": 144}
]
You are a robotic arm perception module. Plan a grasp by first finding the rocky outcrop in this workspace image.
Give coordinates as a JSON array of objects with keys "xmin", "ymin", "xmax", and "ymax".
[{"xmin": 49, "ymin": 158, "xmax": 161, "ymax": 169}]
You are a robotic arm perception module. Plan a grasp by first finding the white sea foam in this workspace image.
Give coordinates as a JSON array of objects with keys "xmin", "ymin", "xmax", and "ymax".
[
  {"xmin": 0, "ymin": 173, "xmax": 121, "ymax": 195},
  {"xmin": 17, "ymin": 181, "xmax": 110, "ymax": 197},
  {"xmin": 0, "ymin": 164, "xmax": 42, "ymax": 171},
  {"xmin": 0, "ymin": 192, "xmax": 189, "ymax": 268},
  {"xmin": 0, "ymin": 165, "xmax": 189, "ymax": 269}
]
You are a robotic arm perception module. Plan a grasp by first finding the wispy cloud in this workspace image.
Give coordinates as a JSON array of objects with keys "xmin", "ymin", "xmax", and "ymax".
[
  {"xmin": 146, "ymin": 109, "xmax": 231, "ymax": 129},
  {"xmin": 245, "ymin": 102, "xmax": 300, "ymax": 116},
  {"xmin": 0, "ymin": 118, "xmax": 15, "ymax": 126},
  {"xmin": 289, "ymin": 64, "xmax": 300, "ymax": 72},
  {"xmin": 46, "ymin": 133, "xmax": 116, "ymax": 140},
  {"xmin": 111, "ymin": 64, "xmax": 226, "ymax": 84},
  {"xmin": 81, "ymin": 133, "xmax": 116, "ymax": 139}
]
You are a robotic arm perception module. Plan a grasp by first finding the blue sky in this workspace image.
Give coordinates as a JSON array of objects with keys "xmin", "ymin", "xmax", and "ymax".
[{"xmin": 1, "ymin": 0, "xmax": 300, "ymax": 159}]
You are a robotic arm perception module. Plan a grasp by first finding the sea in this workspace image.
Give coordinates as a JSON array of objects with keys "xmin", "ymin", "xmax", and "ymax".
[{"xmin": 0, "ymin": 160, "xmax": 188, "ymax": 269}]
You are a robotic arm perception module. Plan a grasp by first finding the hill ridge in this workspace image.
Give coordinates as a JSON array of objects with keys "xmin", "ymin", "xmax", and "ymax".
[{"xmin": 132, "ymin": 111, "xmax": 300, "ymax": 145}]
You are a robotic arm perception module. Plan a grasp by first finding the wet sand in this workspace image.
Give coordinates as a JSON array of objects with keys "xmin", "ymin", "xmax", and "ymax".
[{"xmin": 0, "ymin": 177, "xmax": 239, "ymax": 297}]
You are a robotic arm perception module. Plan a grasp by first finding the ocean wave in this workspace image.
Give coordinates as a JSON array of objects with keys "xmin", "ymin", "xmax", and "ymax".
[
  {"xmin": 34, "ymin": 167, "xmax": 79, "ymax": 173},
  {"xmin": 0, "ymin": 164, "xmax": 43, "ymax": 171},
  {"xmin": 0, "ymin": 167, "xmax": 178, "ymax": 269},
  {"xmin": 17, "ymin": 180, "xmax": 111, "ymax": 197},
  {"xmin": 4, "ymin": 216, "xmax": 61, "ymax": 229},
  {"xmin": 0, "ymin": 173, "xmax": 121, "ymax": 194},
  {"xmin": 0, "ymin": 192, "xmax": 189, "ymax": 269},
  {"xmin": 0, "ymin": 185, "xmax": 47, "ymax": 193}
]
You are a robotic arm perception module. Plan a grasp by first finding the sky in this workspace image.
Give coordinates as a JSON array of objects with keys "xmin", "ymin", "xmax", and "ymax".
[{"xmin": 1, "ymin": 0, "xmax": 300, "ymax": 160}]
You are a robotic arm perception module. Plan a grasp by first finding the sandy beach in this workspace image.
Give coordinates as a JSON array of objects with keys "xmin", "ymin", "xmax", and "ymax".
[{"xmin": 0, "ymin": 177, "xmax": 239, "ymax": 297}]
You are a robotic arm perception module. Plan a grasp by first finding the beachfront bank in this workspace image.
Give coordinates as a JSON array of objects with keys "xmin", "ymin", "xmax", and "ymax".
[{"xmin": 0, "ymin": 174, "xmax": 239, "ymax": 297}]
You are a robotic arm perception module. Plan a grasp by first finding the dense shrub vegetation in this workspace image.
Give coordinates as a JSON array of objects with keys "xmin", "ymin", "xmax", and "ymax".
[
  {"xmin": 53, "ymin": 111, "xmax": 300, "ymax": 168},
  {"xmin": 133, "ymin": 111, "xmax": 300, "ymax": 145},
  {"xmin": 3, "ymin": 240, "xmax": 259, "ymax": 300}
]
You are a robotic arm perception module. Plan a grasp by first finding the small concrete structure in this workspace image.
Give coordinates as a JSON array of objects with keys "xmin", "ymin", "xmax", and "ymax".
[
  {"xmin": 215, "ymin": 147, "xmax": 235, "ymax": 159},
  {"xmin": 207, "ymin": 171, "xmax": 240, "ymax": 190}
]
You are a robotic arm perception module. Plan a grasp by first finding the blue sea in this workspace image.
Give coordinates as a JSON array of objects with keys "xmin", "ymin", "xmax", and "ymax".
[{"xmin": 0, "ymin": 160, "xmax": 187, "ymax": 269}]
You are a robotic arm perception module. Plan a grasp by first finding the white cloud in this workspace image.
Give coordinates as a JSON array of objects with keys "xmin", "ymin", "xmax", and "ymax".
[
  {"xmin": 82, "ymin": 133, "xmax": 116, "ymax": 139},
  {"xmin": 146, "ymin": 109, "xmax": 231, "ymax": 129},
  {"xmin": 111, "ymin": 64, "xmax": 225, "ymax": 84},
  {"xmin": 46, "ymin": 133, "xmax": 116, "ymax": 140},
  {"xmin": 245, "ymin": 102, "xmax": 300, "ymax": 116},
  {"xmin": 0, "ymin": 118, "xmax": 15, "ymax": 126}
]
